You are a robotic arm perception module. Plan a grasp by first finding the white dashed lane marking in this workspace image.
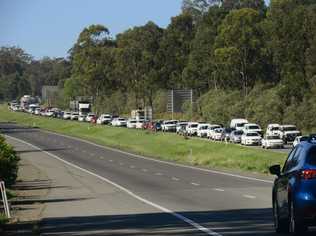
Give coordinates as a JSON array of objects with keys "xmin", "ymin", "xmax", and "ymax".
[
  {"xmin": 191, "ymin": 182, "xmax": 200, "ymax": 186},
  {"xmin": 243, "ymin": 194, "xmax": 256, "ymax": 199},
  {"xmin": 213, "ymin": 188, "xmax": 225, "ymax": 192}
]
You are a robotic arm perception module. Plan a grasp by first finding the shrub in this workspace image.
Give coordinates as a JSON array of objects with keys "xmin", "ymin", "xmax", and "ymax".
[{"xmin": 0, "ymin": 135, "xmax": 20, "ymax": 187}]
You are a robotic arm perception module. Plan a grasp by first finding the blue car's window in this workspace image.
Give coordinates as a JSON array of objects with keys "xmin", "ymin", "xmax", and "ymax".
[
  {"xmin": 282, "ymin": 146, "xmax": 301, "ymax": 173},
  {"xmin": 306, "ymin": 146, "xmax": 316, "ymax": 166}
]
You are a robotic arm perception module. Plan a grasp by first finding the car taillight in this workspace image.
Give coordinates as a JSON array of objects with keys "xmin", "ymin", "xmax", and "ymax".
[{"xmin": 301, "ymin": 170, "xmax": 316, "ymax": 180}]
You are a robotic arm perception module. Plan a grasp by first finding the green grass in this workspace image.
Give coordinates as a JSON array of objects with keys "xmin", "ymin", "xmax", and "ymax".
[{"xmin": 0, "ymin": 105, "xmax": 287, "ymax": 174}]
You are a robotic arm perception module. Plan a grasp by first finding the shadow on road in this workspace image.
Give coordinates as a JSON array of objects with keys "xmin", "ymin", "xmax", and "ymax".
[{"xmin": 37, "ymin": 208, "xmax": 316, "ymax": 236}]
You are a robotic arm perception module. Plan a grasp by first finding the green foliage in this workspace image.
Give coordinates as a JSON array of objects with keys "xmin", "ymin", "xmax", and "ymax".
[{"xmin": 0, "ymin": 135, "xmax": 20, "ymax": 187}]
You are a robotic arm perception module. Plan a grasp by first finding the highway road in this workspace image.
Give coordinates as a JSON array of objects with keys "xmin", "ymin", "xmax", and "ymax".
[{"xmin": 1, "ymin": 123, "xmax": 315, "ymax": 235}]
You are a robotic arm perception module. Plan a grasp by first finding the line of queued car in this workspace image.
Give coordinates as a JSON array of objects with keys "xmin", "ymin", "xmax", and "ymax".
[{"xmin": 9, "ymin": 101, "xmax": 306, "ymax": 149}]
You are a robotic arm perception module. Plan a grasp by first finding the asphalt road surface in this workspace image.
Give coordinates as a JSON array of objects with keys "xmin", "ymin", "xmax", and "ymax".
[{"xmin": 1, "ymin": 123, "xmax": 315, "ymax": 236}]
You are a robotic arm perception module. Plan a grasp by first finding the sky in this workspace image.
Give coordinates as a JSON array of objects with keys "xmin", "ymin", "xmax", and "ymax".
[{"xmin": 0, "ymin": 0, "xmax": 270, "ymax": 59}]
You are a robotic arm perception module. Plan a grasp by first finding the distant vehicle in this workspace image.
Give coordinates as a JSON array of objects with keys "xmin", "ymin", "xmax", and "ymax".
[
  {"xmin": 34, "ymin": 108, "xmax": 41, "ymax": 115},
  {"xmin": 230, "ymin": 119, "xmax": 249, "ymax": 131},
  {"xmin": 97, "ymin": 114, "xmax": 112, "ymax": 125},
  {"xmin": 211, "ymin": 128, "xmax": 225, "ymax": 141},
  {"xmin": 126, "ymin": 119, "xmax": 137, "ymax": 128},
  {"xmin": 176, "ymin": 122, "xmax": 188, "ymax": 134},
  {"xmin": 20, "ymin": 95, "xmax": 39, "ymax": 111},
  {"xmin": 266, "ymin": 124, "xmax": 281, "ymax": 136},
  {"xmin": 270, "ymin": 137, "xmax": 316, "ymax": 234},
  {"xmin": 261, "ymin": 135, "xmax": 284, "ymax": 149},
  {"xmin": 78, "ymin": 115, "xmax": 86, "ymax": 122},
  {"xmin": 85, "ymin": 113, "xmax": 96, "ymax": 122},
  {"xmin": 28, "ymin": 104, "xmax": 40, "ymax": 114},
  {"xmin": 78, "ymin": 102, "xmax": 91, "ymax": 116},
  {"xmin": 162, "ymin": 120, "xmax": 177, "ymax": 132},
  {"xmin": 207, "ymin": 124, "xmax": 222, "ymax": 139},
  {"xmin": 135, "ymin": 119, "xmax": 145, "ymax": 129},
  {"xmin": 186, "ymin": 122, "xmax": 199, "ymax": 136},
  {"xmin": 71, "ymin": 112, "xmax": 79, "ymax": 120},
  {"xmin": 222, "ymin": 127, "xmax": 234, "ymax": 142},
  {"xmin": 111, "ymin": 117, "xmax": 127, "ymax": 127},
  {"xmin": 293, "ymin": 136, "xmax": 309, "ymax": 147},
  {"xmin": 230, "ymin": 130, "xmax": 243, "ymax": 143},
  {"xmin": 154, "ymin": 121, "xmax": 162, "ymax": 131},
  {"xmin": 241, "ymin": 132, "xmax": 262, "ymax": 146},
  {"xmin": 63, "ymin": 111, "xmax": 72, "ymax": 120},
  {"xmin": 45, "ymin": 110, "xmax": 55, "ymax": 117},
  {"xmin": 278, "ymin": 125, "xmax": 301, "ymax": 144},
  {"xmin": 243, "ymin": 123, "xmax": 263, "ymax": 136},
  {"xmin": 197, "ymin": 124, "xmax": 210, "ymax": 138}
]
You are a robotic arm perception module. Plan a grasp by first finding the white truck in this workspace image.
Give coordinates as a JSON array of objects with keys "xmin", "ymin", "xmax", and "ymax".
[
  {"xmin": 186, "ymin": 122, "xmax": 199, "ymax": 136},
  {"xmin": 277, "ymin": 125, "xmax": 301, "ymax": 144},
  {"xmin": 230, "ymin": 119, "xmax": 249, "ymax": 131}
]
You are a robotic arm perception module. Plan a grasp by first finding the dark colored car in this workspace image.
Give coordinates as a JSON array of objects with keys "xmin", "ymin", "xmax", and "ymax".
[{"xmin": 270, "ymin": 136, "xmax": 316, "ymax": 234}]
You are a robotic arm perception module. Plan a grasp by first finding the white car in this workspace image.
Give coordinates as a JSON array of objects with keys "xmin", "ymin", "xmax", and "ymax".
[
  {"xmin": 135, "ymin": 120, "xmax": 145, "ymax": 129},
  {"xmin": 278, "ymin": 125, "xmax": 301, "ymax": 144},
  {"xmin": 207, "ymin": 125, "xmax": 222, "ymax": 139},
  {"xmin": 243, "ymin": 123, "xmax": 263, "ymax": 136},
  {"xmin": 162, "ymin": 120, "xmax": 177, "ymax": 132},
  {"xmin": 241, "ymin": 132, "xmax": 262, "ymax": 146},
  {"xmin": 111, "ymin": 118, "xmax": 127, "ymax": 127},
  {"xmin": 78, "ymin": 115, "xmax": 86, "ymax": 122},
  {"xmin": 211, "ymin": 128, "xmax": 224, "ymax": 141},
  {"xmin": 127, "ymin": 119, "xmax": 137, "ymax": 128},
  {"xmin": 97, "ymin": 114, "xmax": 112, "ymax": 125},
  {"xmin": 34, "ymin": 108, "xmax": 41, "ymax": 115},
  {"xmin": 197, "ymin": 124, "xmax": 210, "ymax": 138},
  {"xmin": 85, "ymin": 113, "xmax": 96, "ymax": 122},
  {"xmin": 176, "ymin": 122, "xmax": 188, "ymax": 134},
  {"xmin": 186, "ymin": 122, "xmax": 199, "ymax": 136},
  {"xmin": 262, "ymin": 135, "xmax": 284, "ymax": 149},
  {"xmin": 266, "ymin": 124, "xmax": 280, "ymax": 136},
  {"xmin": 230, "ymin": 118, "xmax": 249, "ymax": 131},
  {"xmin": 293, "ymin": 136, "xmax": 309, "ymax": 147},
  {"xmin": 63, "ymin": 111, "xmax": 72, "ymax": 120},
  {"xmin": 71, "ymin": 112, "xmax": 79, "ymax": 120}
]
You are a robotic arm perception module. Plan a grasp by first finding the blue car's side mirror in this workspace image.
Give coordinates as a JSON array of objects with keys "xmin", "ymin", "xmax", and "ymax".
[{"xmin": 269, "ymin": 165, "xmax": 281, "ymax": 176}]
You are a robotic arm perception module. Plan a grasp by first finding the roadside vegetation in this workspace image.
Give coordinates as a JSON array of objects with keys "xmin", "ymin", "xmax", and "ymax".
[
  {"xmin": 0, "ymin": 105, "xmax": 286, "ymax": 174},
  {"xmin": 0, "ymin": 134, "xmax": 20, "ymax": 187}
]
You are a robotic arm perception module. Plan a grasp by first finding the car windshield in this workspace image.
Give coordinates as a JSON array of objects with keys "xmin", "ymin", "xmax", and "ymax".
[
  {"xmin": 234, "ymin": 131, "xmax": 243, "ymax": 135},
  {"xmin": 130, "ymin": 121, "xmax": 136, "ymax": 123},
  {"xmin": 266, "ymin": 136, "xmax": 280, "ymax": 140},
  {"xmin": 236, "ymin": 123, "xmax": 247, "ymax": 127},
  {"xmin": 190, "ymin": 124, "xmax": 198, "ymax": 128},
  {"xmin": 283, "ymin": 126, "xmax": 297, "ymax": 131},
  {"xmin": 246, "ymin": 133, "xmax": 258, "ymax": 137},
  {"xmin": 248, "ymin": 125, "xmax": 259, "ymax": 129},
  {"xmin": 118, "ymin": 118, "xmax": 125, "ymax": 121},
  {"xmin": 166, "ymin": 121, "xmax": 176, "ymax": 125},
  {"xmin": 271, "ymin": 127, "xmax": 279, "ymax": 131},
  {"xmin": 200, "ymin": 126, "xmax": 208, "ymax": 130}
]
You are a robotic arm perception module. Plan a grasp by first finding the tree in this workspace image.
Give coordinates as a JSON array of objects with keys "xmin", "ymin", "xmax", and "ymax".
[
  {"xmin": 222, "ymin": 0, "xmax": 266, "ymax": 14},
  {"xmin": 183, "ymin": 6, "xmax": 227, "ymax": 94},
  {"xmin": 157, "ymin": 13, "xmax": 195, "ymax": 89},
  {"xmin": 70, "ymin": 24, "xmax": 116, "ymax": 111},
  {"xmin": 214, "ymin": 8, "xmax": 265, "ymax": 95},
  {"xmin": 115, "ymin": 22, "xmax": 163, "ymax": 108}
]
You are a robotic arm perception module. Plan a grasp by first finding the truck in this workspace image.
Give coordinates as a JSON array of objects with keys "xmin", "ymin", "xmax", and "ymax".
[
  {"xmin": 20, "ymin": 95, "xmax": 39, "ymax": 111},
  {"xmin": 70, "ymin": 100, "xmax": 92, "ymax": 116}
]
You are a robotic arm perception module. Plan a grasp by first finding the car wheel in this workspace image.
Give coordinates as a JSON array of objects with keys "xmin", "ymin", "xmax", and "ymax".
[
  {"xmin": 289, "ymin": 200, "xmax": 307, "ymax": 235},
  {"xmin": 273, "ymin": 198, "xmax": 289, "ymax": 234}
]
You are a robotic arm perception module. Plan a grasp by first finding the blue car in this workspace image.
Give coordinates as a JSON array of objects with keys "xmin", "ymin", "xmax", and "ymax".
[{"xmin": 270, "ymin": 136, "xmax": 316, "ymax": 234}]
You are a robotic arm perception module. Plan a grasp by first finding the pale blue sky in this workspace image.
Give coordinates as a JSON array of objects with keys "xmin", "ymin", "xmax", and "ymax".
[{"xmin": 0, "ymin": 0, "xmax": 269, "ymax": 59}]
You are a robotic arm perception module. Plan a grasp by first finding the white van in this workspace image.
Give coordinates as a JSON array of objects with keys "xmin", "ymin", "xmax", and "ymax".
[{"xmin": 230, "ymin": 119, "xmax": 249, "ymax": 131}]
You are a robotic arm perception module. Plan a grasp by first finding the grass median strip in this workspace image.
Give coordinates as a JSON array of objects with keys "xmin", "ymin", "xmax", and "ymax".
[{"xmin": 0, "ymin": 105, "xmax": 286, "ymax": 174}]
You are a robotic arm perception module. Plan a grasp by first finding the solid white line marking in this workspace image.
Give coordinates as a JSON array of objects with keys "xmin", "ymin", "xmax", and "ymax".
[
  {"xmin": 213, "ymin": 188, "xmax": 225, "ymax": 192},
  {"xmin": 243, "ymin": 195, "xmax": 256, "ymax": 199},
  {"xmin": 7, "ymin": 136, "xmax": 222, "ymax": 235},
  {"xmin": 191, "ymin": 182, "xmax": 200, "ymax": 186},
  {"xmin": 172, "ymin": 177, "xmax": 180, "ymax": 181},
  {"xmin": 42, "ymin": 130, "xmax": 273, "ymax": 184}
]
